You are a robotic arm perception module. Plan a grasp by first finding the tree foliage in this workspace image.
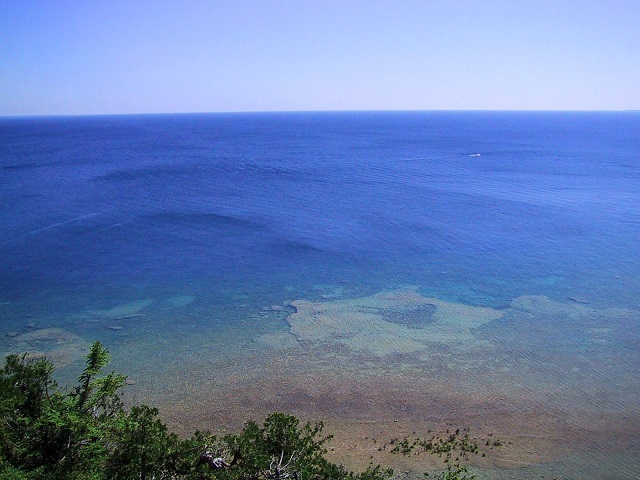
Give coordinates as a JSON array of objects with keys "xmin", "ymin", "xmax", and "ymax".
[{"xmin": 0, "ymin": 342, "xmax": 395, "ymax": 480}]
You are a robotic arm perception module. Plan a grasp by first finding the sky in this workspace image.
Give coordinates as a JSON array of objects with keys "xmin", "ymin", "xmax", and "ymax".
[{"xmin": 1, "ymin": 0, "xmax": 639, "ymax": 116}]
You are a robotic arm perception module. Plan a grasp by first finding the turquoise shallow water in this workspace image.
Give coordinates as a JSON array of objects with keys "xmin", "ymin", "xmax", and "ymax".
[{"xmin": 1, "ymin": 112, "xmax": 639, "ymax": 477}]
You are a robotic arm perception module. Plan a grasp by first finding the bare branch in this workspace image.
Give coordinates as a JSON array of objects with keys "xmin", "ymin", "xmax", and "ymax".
[{"xmin": 263, "ymin": 450, "xmax": 300, "ymax": 479}]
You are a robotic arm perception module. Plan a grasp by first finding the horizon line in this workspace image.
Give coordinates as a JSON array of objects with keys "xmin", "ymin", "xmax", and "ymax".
[{"xmin": 1, "ymin": 108, "xmax": 637, "ymax": 120}]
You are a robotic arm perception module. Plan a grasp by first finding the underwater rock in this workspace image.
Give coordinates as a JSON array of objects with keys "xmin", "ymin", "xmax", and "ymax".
[
  {"xmin": 262, "ymin": 305, "xmax": 284, "ymax": 312},
  {"xmin": 253, "ymin": 332, "xmax": 300, "ymax": 350},
  {"xmin": 13, "ymin": 327, "xmax": 82, "ymax": 346},
  {"xmin": 286, "ymin": 288, "xmax": 503, "ymax": 357},
  {"xmin": 165, "ymin": 295, "xmax": 196, "ymax": 308},
  {"xmin": 567, "ymin": 296, "xmax": 589, "ymax": 305},
  {"xmin": 510, "ymin": 295, "xmax": 593, "ymax": 320},
  {"xmin": 8, "ymin": 328, "xmax": 87, "ymax": 367},
  {"xmin": 313, "ymin": 284, "xmax": 346, "ymax": 299},
  {"xmin": 114, "ymin": 314, "xmax": 144, "ymax": 320},
  {"xmin": 90, "ymin": 299, "xmax": 154, "ymax": 319},
  {"xmin": 511, "ymin": 295, "xmax": 639, "ymax": 332}
]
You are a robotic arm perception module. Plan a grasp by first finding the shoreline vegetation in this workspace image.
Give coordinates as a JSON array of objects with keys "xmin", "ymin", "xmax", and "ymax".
[{"xmin": 0, "ymin": 342, "xmax": 486, "ymax": 480}]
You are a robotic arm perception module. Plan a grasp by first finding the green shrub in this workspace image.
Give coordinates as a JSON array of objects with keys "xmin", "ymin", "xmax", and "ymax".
[{"xmin": 0, "ymin": 343, "xmax": 393, "ymax": 480}]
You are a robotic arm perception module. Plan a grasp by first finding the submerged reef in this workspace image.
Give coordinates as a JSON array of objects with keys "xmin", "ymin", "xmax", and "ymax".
[
  {"xmin": 5, "ymin": 328, "xmax": 87, "ymax": 368},
  {"xmin": 284, "ymin": 288, "xmax": 503, "ymax": 357}
]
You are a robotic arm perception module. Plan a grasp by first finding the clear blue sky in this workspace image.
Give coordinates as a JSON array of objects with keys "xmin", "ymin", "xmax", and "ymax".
[{"xmin": 1, "ymin": 0, "xmax": 639, "ymax": 115}]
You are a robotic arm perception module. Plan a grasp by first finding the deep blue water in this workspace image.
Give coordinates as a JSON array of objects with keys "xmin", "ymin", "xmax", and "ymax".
[
  {"xmin": 2, "ymin": 112, "xmax": 639, "ymax": 313},
  {"xmin": 1, "ymin": 111, "xmax": 639, "ymax": 476}
]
